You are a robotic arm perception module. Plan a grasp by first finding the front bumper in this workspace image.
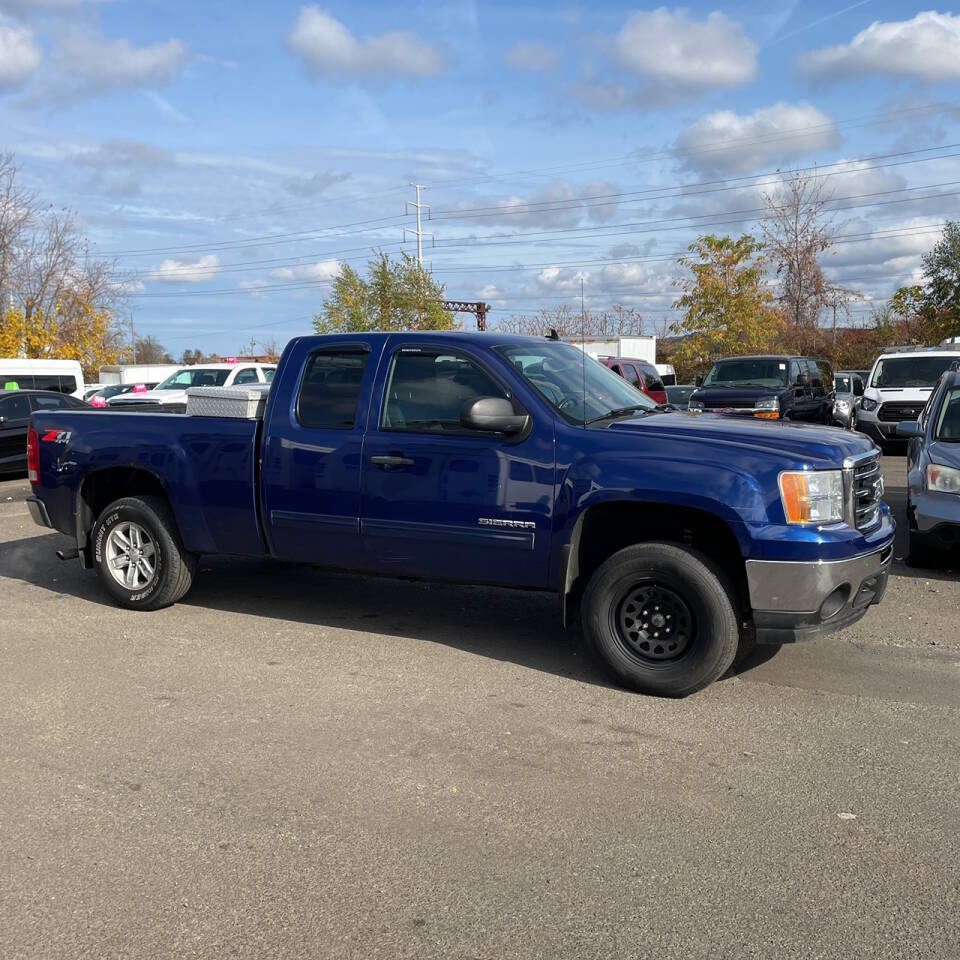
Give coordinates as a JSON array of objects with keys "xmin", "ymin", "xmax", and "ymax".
[
  {"xmin": 909, "ymin": 488, "xmax": 960, "ymax": 538},
  {"xmin": 746, "ymin": 541, "xmax": 894, "ymax": 644},
  {"xmin": 856, "ymin": 417, "xmax": 904, "ymax": 443},
  {"xmin": 26, "ymin": 495, "xmax": 52, "ymax": 529}
]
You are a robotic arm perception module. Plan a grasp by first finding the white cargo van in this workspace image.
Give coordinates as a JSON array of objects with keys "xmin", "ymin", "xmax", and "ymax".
[
  {"xmin": 856, "ymin": 346, "xmax": 960, "ymax": 446},
  {"xmin": 0, "ymin": 358, "xmax": 85, "ymax": 397},
  {"xmin": 98, "ymin": 363, "xmax": 181, "ymax": 386}
]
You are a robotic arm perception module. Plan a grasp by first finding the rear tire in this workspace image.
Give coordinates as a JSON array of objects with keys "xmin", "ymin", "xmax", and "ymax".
[
  {"xmin": 581, "ymin": 542, "xmax": 740, "ymax": 697},
  {"xmin": 92, "ymin": 495, "xmax": 196, "ymax": 610}
]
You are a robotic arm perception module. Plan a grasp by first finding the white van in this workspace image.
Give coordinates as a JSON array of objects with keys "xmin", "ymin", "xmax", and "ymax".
[
  {"xmin": 856, "ymin": 346, "xmax": 960, "ymax": 446},
  {"xmin": 0, "ymin": 358, "xmax": 85, "ymax": 397}
]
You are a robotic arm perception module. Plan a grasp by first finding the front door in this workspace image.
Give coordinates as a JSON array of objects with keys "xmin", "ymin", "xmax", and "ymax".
[
  {"xmin": 360, "ymin": 342, "xmax": 556, "ymax": 588},
  {"xmin": 260, "ymin": 339, "xmax": 383, "ymax": 567}
]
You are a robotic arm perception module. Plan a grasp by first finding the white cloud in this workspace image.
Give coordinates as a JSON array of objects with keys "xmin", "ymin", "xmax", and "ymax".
[
  {"xmin": 269, "ymin": 259, "xmax": 340, "ymax": 282},
  {"xmin": 800, "ymin": 11, "xmax": 960, "ymax": 84},
  {"xmin": 504, "ymin": 40, "xmax": 558, "ymax": 72},
  {"xmin": 287, "ymin": 6, "xmax": 444, "ymax": 80},
  {"xmin": 0, "ymin": 23, "xmax": 40, "ymax": 90},
  {"xmin": 615, "ymin": 8, "xmax": 756, "ymax": 90},
  {"xmin": 600, "ymin": 262, "xmax": 650, "ymax": 287},
  {"xmin": 155, "ymin": 254, "xmax": 220, "ymax": 284},
  {"xmin": 456, "ymin": 180, "xmax": 620, "ymax": 229},
  {"xmin": 675, "ymin": 102, "xmax": 839, "ymax": 175},
  {"xmin": 48, "ymin": 32, "xmax": 191, "ymax": 99}
]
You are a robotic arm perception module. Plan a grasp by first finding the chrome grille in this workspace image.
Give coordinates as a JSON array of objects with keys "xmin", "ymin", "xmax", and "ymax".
[{"xmin": 851, "ymin": 453, "xmax": 882, "ymax": 530}]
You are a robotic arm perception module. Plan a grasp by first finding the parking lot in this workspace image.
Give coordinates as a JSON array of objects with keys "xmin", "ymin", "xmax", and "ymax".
[{"xmin": 0, "ymin": 455, "xmax": 957, "ymax": 959}]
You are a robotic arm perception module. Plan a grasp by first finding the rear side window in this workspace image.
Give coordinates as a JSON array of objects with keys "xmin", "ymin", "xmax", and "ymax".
[
  {"xmin": 0, "ymin": 394, "xmax": 31, "ymax": 420},
  {"xmin": 296, "ymin": 350, "xmax": 369, "ymax": 429},
  {"xmin": 0, "ymin": 373, "xmax": 76, "ymax": 393},
  {"xmin": 622, "ymin": 364, "xmax": 642, "ymax": 389},
  {"xmin": 233, "ymin": 367, "xmax": 259, "ymax": 385},
  {"xmin": 30, "ymin": 394, "xmax": 75, "ymax": 410}
]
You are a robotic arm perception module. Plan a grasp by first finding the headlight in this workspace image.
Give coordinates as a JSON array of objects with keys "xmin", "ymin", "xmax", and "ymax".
[
  {"xmin": 779, "ymin": 470, "xmax": 845, "ymax": 524},
  {"xmin": 927, "ymin": 463, "xmax": 960, "ymax": 494},
  {"xmin": 836, "ymin": 399, "xmax": 850, "ymax": 412},
  {"xmin": 688, "ymin": 399, "xmax": 704, "ymax": 411},
  {"xmin": 753, "ymin": 397, "xmax": 779, "ymax": 419},
  {"xmin": 860, "ymin": 397, "xmax": 878, "ymax": 412}
]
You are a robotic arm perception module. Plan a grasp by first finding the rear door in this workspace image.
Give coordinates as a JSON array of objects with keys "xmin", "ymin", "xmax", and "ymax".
[
  {"xmin": 359, "ymin": 341, "xmax": 555, "ymax": 588},
  {"xmin": 0, "ymin": 393, "xmax": 31, "ymax": 470},
  {"xmin": 260, "ymin": 338, "xmax": 382, "ymax": 567}
]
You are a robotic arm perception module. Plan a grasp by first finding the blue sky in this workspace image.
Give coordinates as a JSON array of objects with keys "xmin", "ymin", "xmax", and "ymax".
[{"xmin": 2, "ymin": 0, "xmax": 960, "ymax": 354}]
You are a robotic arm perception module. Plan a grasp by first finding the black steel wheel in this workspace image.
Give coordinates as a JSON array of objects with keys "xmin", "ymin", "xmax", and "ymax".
[{"xmin": 581, "ymin": 541, "xmax": 739, "ymax": 697}]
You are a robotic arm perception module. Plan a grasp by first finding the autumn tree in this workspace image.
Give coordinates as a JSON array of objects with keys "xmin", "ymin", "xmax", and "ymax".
[
  {"xmin": 921, "ymin": 219, "xmax": 960, "ymax": 322},
  {"xmin": 315, "ymin": 251, "xmax": 454, "ymax": 334},
  {"xmin": 671, "ymin": 234, "xmax": 784, "ymax": 382},
  {"xmin": 761, "ymin": 172, "xmax": 858, "ymax": 355},
  {"xmin": 0, "ymin": 154, "xmax": 126, "ymax": 376},
  {"xmin": 132, "ymin": 335, "xmax": 173, "ymax": 364}
]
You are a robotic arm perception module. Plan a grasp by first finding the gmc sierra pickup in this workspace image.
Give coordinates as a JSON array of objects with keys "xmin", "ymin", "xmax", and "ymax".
[{"xmin": 26, "ymin": 332, "xmax": 894, "ymax": 696}]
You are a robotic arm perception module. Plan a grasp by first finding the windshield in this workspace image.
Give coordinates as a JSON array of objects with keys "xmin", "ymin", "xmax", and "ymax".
[
  {"xmin": 98, "ymin": 384, "xmax": 135, "ymax": 399},
  {"xmin": 835, "ymin": 375, "xmax": 852, "ymax": 394},
  {"xmin": 871, "ymin": 356, "xmax": 960, "ymax": 389},
  {"xmin": 703, "ymin": 359, "xmax": 789, "ymax": 388},
  {"xmin": 496, "ymin": 342, "xmax": 656, "ymax": 424},
  {"xmin": 935, "ymin": 388, "xmax": 960, "ymax": 441},
  {"xmin": 156, "ymin": 368, "xmax": 231, "ymax": 389}
]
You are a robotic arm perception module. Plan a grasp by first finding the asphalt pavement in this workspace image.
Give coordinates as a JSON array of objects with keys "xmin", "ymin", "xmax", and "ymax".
[{"xmin": 0, "ymin": 456, "xmax": 957, "ymax": 960}]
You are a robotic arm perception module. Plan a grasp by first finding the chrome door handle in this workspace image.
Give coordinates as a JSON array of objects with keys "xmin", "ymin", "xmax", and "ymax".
[{"xmin": 370, "ymin": 455, "xmax": 414, "ymax": 467}]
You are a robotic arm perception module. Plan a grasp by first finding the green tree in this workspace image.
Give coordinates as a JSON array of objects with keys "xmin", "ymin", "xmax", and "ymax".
[
  {"xmin": 922, "ymin": 220, "xmax": 960, "ymax": 320},
  {"xmin": 314, "ymin": 251, "xmax": 455, "ymax": 334},
  {"xmin": 671, "ymin": 234, "xmax": 784, "ymax": 382}
]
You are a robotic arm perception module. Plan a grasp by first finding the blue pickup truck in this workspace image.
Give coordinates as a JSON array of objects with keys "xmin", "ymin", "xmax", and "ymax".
[{"xmin": 26, "ymin": 333, "xmax": 894, "ymax": 696}]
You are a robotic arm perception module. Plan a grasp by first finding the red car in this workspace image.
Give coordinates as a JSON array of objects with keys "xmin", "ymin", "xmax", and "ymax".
[{"xmin": 599, "ymin": 356, "xmax": 668, "ymax": 405}]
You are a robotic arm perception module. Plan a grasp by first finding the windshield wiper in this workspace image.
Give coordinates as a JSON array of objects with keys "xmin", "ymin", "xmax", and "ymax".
[{"xmin": 585, "ymin": 404, "xmax": 653, "ymax": 425}]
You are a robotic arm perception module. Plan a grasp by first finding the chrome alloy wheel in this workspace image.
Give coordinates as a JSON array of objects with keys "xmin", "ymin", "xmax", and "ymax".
[{"xmin": 105, "ymin": 521, "xmax": 157, "ymax": 590}]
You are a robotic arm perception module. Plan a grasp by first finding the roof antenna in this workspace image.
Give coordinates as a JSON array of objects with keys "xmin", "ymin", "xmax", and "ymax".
[
  {"xmin": 580, "ymin": 276, "xmax": 587, "ymax": 428},
  {"xmin": 546, "ymin": 328, "xmax": 560, "ymax": 341}
]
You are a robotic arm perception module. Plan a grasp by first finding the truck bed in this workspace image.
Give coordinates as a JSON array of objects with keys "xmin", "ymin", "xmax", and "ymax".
[{"xmin": 31, "ymin": 409, "xmax": 266, "ymax": 558}]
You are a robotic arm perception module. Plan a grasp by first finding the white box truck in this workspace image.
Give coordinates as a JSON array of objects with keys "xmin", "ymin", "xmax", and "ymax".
[
  {"xmin": 98, "ymin": 363, "xmax": 181, "ymax": 386},
  {"xmin": 565, "ymin": 336, "xmax": 657, "ymax": 364}
]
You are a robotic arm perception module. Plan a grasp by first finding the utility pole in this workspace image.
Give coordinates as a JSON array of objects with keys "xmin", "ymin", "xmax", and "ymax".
[
  {"xmin": 404, "ymin": 184, "xmax": 433, "ymax": 267},
  {"xmin": 130, "ymin": 314, "xmax": 136, "ymax": 363}
]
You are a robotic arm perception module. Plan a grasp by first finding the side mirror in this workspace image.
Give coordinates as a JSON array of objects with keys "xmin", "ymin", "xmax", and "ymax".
[
  {"xmin": 461, "ymin": 396, "xmax": 530, "ymax": 435},
  {"xmin": 896, "ymin": 420, "xmax": 923, "ymax": 438},
  {"xmin": 695, "ymin": 375, "xmax": 704, "ymax": 387}
]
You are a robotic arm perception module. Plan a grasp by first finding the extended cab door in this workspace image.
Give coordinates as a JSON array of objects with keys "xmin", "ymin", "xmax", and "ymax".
[
  {"xmin": 359, "ymin": 341, "xmax": 556, "ymax": 588},
  {"xmin": 260, "ymin": 338, "xmax": 383, "ymax": 566}
]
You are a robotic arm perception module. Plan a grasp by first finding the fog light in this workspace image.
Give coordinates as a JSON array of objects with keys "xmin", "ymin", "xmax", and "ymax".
[{"xmin": 820, "ymin": 585, "xmax": 850, "ymax": 621}]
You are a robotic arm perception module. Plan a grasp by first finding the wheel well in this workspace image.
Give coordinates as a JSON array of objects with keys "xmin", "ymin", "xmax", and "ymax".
[
  {"xmin": 568, "ymin": 502, "xmax": 749, "ymax": 615},
  {"xmin": 78, "ymin": 467, "xmax": 169, "ymax": 546}
]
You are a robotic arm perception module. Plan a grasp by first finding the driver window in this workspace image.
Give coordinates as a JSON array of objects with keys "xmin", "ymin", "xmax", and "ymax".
[{"xmin": 382, "ymin": 350, "xmax": 509, "ymax": 434}]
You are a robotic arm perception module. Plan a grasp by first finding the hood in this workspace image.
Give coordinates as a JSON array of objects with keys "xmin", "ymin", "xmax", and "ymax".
[
  {"xmin": 690, "ymin": 385, "xmax": 783, "ymax": 408},
  {"xmin": 929, "ymin": 440, "xmax": 960, "ymax": 470},
  {"xmin": 109, "ymin": 388, "xmax": 184, "ymax": 405},
  {"xmin": 605, "ymin": 410, "xmax": 875, "ymax": 469}
]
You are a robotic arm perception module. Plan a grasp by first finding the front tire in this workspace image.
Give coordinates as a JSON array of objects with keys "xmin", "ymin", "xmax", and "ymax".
[
  {"xmin": 92, "ymin": 496, "xmax": 196, "ymax": 610},
  {"xmin": 581, "ymin": 542, "xmax": 740, "ymax": 697}
]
